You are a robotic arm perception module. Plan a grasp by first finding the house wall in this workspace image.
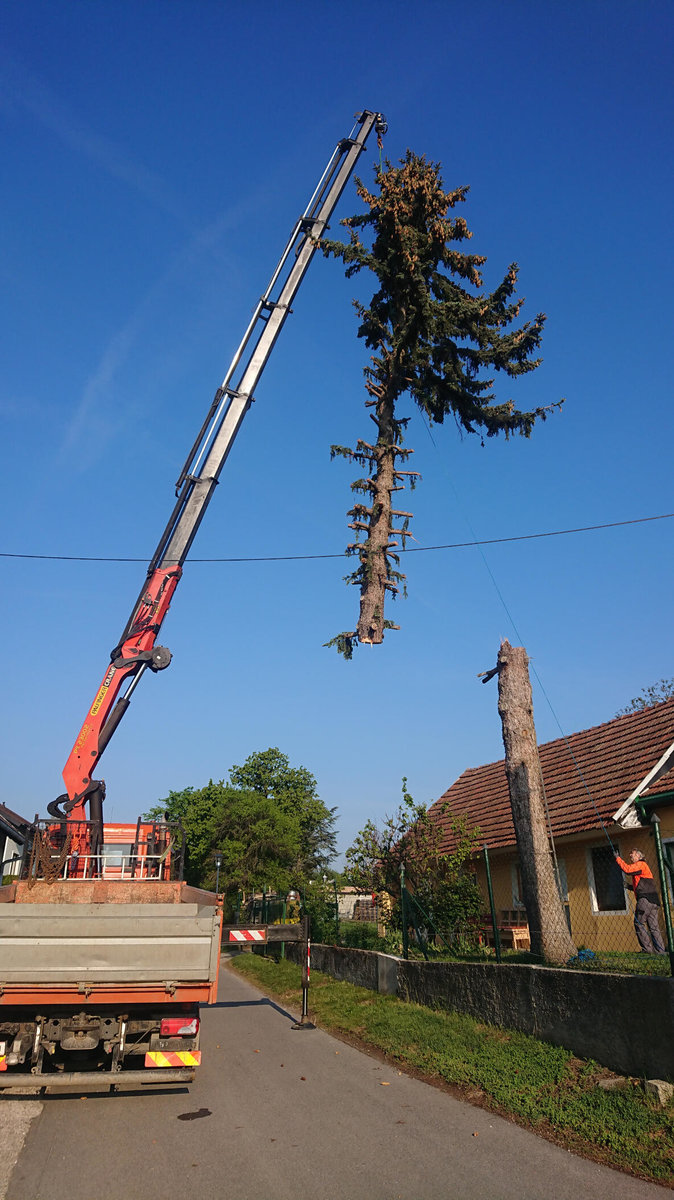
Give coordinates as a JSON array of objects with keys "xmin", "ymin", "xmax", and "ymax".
[
  {"xmin": 0, "ymin": 835, "xmax": 23, "ymax": 878},
  {"xmin": 476, "ymin": 807, "xmax": 674, "ymax": 956},
  {"xmin": 337, "ymin": 893, "xmax": 359, "ymax": 920},
  {"xmin": 474, "ymin": 854, "xmax": 513, "ymax": 915}
]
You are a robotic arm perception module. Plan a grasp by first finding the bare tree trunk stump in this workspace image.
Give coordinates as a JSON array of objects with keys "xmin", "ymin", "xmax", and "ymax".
[{"xmin": 497, "ymin": 640, "xmax": 576, "ymax": 965}]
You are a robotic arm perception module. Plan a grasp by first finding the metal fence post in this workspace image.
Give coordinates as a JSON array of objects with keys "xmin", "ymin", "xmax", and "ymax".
[
  {"xmin": 292, "ymin": 914, "xmax": 315, "ymax": 1029},
  {"xmin": 333, "ymin": 878, "xmax": 340, "ymax": 943},
  {"xmin": 400, "ymin": 863, "xmax": 409, "ymax": 960},
  {"xmin": 650, "ymin": 814, "xmax": 674, "ymax": 976},
  {"xmin": 483, "ymin": 844, "xmax": 502, "ymax": 964}
]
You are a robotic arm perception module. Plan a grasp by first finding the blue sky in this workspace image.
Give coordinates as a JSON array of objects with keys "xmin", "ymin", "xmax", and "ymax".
[{"xmin": 2, "ymin": 0, "xmax": 673, "ymax": 858}]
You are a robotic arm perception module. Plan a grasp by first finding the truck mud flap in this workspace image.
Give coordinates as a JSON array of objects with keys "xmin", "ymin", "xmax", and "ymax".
[{"xmin": 0, "ymin": 1068, "xmax": 194, "ymax": 1090}]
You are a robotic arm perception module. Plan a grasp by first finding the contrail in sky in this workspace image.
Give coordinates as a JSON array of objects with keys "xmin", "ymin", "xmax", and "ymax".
[
  {"xmin": 0, "ymin": 50, "xmax": 189, "ymax": 222},
  {"xmin": 59, "ymin": 202, "xmax": 266, "ymax": 460}
]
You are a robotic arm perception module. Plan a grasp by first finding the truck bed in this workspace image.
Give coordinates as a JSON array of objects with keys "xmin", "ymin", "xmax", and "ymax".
[{"xmin": 0, "ymin": 881, "xmax": 221, "ymax": 997}]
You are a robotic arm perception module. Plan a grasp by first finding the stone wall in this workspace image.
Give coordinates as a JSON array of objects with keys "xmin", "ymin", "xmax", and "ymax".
[{"xmin": 287, "ymin": 943, "xmax": 674, "ymax": 1080}]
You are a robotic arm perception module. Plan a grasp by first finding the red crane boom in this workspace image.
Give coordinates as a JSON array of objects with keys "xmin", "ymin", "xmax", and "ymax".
[{"xmin": 49, "ymin": 111, "xmax": 387, "ymax": 845}]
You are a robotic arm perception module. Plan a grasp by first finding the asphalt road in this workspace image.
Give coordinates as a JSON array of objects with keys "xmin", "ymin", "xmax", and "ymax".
[{"xmin": 2, "ymin": 960, "xmax": 671, "ymax": 1200}]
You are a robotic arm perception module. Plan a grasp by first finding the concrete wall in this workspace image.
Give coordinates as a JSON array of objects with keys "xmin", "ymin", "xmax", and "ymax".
[
  {"xmin": 288, "ymin": 943, "xmax": 674, "ymax": 1080},
  {"xmin": 303, "ymin": 943, "xmax": 379, "ymax": 990}
]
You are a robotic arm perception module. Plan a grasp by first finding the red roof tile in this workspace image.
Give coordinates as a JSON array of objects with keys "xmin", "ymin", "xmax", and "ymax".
[{"xmin": 430, "ymin": 698, "xmax": 674, "ymax": 851}]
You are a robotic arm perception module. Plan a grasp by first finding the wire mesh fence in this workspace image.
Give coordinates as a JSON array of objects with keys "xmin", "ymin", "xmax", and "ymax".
[
  {"xmin": 239, "ymin": 837, "xmax": 674, "ymax": 977},
  {"xmin": 474, "ymin": 840, "xmax": 673, "ymax": 976}
]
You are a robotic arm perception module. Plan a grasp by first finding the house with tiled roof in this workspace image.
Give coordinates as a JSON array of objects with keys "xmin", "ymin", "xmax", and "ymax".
[
  {"xmin": 0, "ymin": 803, "xmax": 32, "ymax": 882},
  {"xmin": 428, "ymin": 699, "xmax": 674, "ymax": 955}
]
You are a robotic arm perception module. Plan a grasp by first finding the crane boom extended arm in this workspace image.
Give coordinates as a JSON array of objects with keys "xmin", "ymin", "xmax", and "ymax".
[{"xmin": 55, "ymin": 110, "xmax": 386, "ymax": 822}]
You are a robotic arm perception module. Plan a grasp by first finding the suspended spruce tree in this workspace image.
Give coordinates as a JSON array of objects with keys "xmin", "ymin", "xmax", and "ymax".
[{"xmin": 322, "ymin": 152, "xmax": 560, "ymax": 658}]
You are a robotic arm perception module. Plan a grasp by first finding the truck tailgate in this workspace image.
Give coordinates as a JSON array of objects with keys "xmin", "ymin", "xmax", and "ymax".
[{"xmin": 0, "ymin": 902, "xmax": 220, "ymax": 984}]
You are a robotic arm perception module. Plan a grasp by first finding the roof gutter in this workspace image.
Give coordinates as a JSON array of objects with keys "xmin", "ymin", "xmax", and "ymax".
[
  {"xmin": 0, "ymin": 815, "xmax": 29, "ymax": 844},
  {"xmin": 633, "ymin": 790, "xmax": 674, "ymax": 819},
  {"xmin": 613, "ymin": 738, "xmax": 674, "ymax": 828}
]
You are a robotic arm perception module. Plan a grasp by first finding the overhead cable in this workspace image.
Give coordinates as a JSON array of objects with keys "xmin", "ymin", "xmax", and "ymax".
[{"xmin": 1, "ymin": 510, "xmax": 672, "ymax": 564}]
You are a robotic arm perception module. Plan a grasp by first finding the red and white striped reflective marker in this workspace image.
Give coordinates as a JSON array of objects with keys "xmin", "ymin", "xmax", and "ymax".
[{"xmin": 227, "ymin": 928, "xmax": 266, "ymax": 943}]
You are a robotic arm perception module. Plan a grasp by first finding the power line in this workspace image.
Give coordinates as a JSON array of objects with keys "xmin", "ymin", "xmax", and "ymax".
[
  {"xmin": 0, "ymin": 511, "xmax": 671, "ymax": 565},
  {"xmin": 418, "ymin": 416, "xmax": 622, "ymax": 856}
]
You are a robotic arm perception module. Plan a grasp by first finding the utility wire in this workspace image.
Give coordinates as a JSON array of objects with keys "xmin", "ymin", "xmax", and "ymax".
[
  {"xmin": 1, "ymin": 510, "xmax": 671, "ymax": 564},
  {"xmin": 419, "ymin": 418, "xmax": 620, "ymax": 855}
]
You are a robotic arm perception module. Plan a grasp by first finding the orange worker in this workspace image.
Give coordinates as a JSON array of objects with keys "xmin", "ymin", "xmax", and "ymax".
[{"xmin": 615, "ymin": 848, "xmax": 666, "ymax": 954}]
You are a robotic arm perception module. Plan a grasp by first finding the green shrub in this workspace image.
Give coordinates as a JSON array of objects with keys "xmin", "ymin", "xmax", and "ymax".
[{"xmin": 340, "ymin": 921, "xmax": 383, "ymax": 950}]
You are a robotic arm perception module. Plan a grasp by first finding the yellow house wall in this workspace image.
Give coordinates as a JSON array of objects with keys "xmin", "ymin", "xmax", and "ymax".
[
  {"xmin": 564, "ymin": 840, "xmax": 632, "ymax": 953},
  {"xmin": 474, "ymin": 855, "xmax": 518, "ymax": 916},
  {"xmin": 473, "ymin": 805, "xmax": 674, "ymax": 954}
]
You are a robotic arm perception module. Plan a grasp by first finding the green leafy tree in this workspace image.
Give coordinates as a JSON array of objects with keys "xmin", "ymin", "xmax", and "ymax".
[
  {"xmin": 323, "ymin": 152, "xmax": 560, "ymax": 656},
  {"xmin": 144, "ymin": 780, "xmax": 299, "ymax": 900},
  {"xmin": 302, "ymin": 876, "xmax": 340, "ymax": 945},
  {"xmin": 616, "ymin": 678, "xmax": 674, "ymax": 716},
  {"xmin": 145, "ymin": 780, "xmax": 224, "ymax": 885},
  {"xmin": 345, "ymin": 780, "xmax": 482, "ymax": 945},
  {"xmin": 209, "ymin": 788, "xmax": 301, "ymax": 901},
  {"xmin": 229, "ymin": 748, "xmax": 337, "ymax": 877},
  {"xmin": 145, "ymin": 748, "xmax": 336, "ymax": 900}
]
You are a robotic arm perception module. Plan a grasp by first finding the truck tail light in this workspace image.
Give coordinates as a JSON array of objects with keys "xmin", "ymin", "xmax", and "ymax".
[{"xmin": 160, "ymin": 1016, "xmax": 199, "ymax": 1037}]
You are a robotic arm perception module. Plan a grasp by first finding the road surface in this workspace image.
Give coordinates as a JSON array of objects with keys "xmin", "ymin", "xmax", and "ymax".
[{"xmin": 1, "ymin": 959, "xmax": 670, "ymax": 1199}]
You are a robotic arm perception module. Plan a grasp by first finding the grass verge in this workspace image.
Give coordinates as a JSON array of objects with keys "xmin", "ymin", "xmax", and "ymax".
[{"xmin": 230, "ymin": 952, "xmax": 674, "ymax": 1186}]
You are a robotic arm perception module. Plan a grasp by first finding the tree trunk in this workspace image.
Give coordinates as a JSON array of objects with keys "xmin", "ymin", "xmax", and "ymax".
[
  {"xmin": 355, "ymin": 386, "xmax": 397, "ymax": 644},
  {"xmin": 496, "ymin": 640, "xmax": 576, "ymax": 964}
]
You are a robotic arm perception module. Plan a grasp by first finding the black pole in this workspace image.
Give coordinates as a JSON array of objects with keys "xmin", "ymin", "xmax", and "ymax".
[
  {"xmin": 484, "ymin": 844, "xmax": 502, "ymax": 963},
  {"xmin": 401, "ymin": 864, "xmax": 409, "ymax": 960},
  {"xmin": 650, "ymin": 814, "xmax": 674, "ymax": 976},
  {"xmin": 292, "ymin": 914, "xmax": 315, "ymax": 1029}
]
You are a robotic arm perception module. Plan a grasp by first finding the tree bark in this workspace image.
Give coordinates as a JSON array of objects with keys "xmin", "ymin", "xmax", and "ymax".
[
  {"xmin": 496, "ymin": 640, "xmax": 576, "ymax": 964},
  {"xmin": 355, "ymin": 386, "xmax": 397, "ymax": 644}
]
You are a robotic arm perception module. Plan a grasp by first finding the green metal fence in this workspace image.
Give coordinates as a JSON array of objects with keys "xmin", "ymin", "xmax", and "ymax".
[{"xmin": 241, "ymin": 838, "xmax": 674, "ymax": 977}]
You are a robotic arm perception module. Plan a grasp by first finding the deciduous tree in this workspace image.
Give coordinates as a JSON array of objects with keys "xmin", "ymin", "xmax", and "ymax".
[
  {"xmin": 144, "ymin": 747, "xmax": 336, "ymax": 900},
  {"xmin": 345, "ymin": 781, "xmax": 481, "ymax": 941},
  {"xmin": 229, "ymin": 748, "xmax": 337, "ymax": 877},
  {"xmin": 616, "ymin": 678, "xmax": 674, "ymax": 716}
]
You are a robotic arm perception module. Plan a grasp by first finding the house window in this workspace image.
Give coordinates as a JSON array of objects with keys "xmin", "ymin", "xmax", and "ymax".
[
  {"xmin": 587, "ymin": 845, "xmax": 628, "ymax": 913},
  {"xmin": 511, "ymin": 863, "xmax": 525, "ymax": 909},
  {"xmin": 103, "ymin": 843, "xmax": 133, "ymax": 870}
]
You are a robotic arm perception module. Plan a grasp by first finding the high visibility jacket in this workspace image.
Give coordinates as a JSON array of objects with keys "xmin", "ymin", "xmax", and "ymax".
[{"xmin": 615, "ymin": 856, "xmax": 660, "ymax": 903}]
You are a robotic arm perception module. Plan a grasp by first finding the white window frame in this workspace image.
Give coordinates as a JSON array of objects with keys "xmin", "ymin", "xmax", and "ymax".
[{"xmin": 586, "ymin": 844, "xmax": 630, "ymax": 915}]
